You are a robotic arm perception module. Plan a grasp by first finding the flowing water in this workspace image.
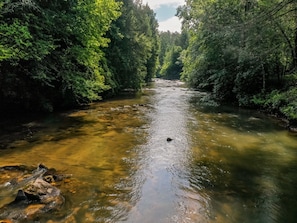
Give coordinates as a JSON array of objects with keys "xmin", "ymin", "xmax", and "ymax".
[{"xmin": 0, "ymin": 79, "xmax": 297, "ymax": 223}]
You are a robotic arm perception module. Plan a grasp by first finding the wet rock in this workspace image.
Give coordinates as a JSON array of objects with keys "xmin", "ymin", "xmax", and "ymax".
[
  {"xmin": 38, "ymin": 163, "xmax": 48, "ymax": 170},
  {"xmin": 166, "ymin": 137, "xmax": 173, "ymax": 142},
  {"xmin": 0, "ymin": 165, "xmax": 27, "ymax": 171},
  {"xmin": 44, "ymin": 175, "xmax": 55, "ymax": 183},
  {"xmin": 43, "ymin": 167, "xmax": 72, "ymax": 184},
  {"xmin": 24, "ymin": 204, "xmax": 46, "ymax": 217},
  {"xmin": 0, "ymin": 164, "xmax": 68, "ymax": 222},
  {"xmin": 14, "ymin": 190, "xmax": 27, "ymax": 202},
  {"xmin": 19, "ymin": 178, "xmax": 63, "ymax": 204},
  {"xmin": 288, "ymin": 126, "xmax": 297, "ymax": 133}
]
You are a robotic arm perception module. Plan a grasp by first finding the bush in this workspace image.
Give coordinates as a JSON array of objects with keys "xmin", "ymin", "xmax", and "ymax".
[{"xmin": 252, "ymin": 88, "xmax": 297, "ymax": 121}]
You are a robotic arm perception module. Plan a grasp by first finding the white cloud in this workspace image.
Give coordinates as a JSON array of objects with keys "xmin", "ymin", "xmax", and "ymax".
[
  {"xmin": 144, "ymin": 0, "xmax": 184, "ymax": 10},
  {"xmin": 144, "ymin": 0, "xmax": 184, "ymax": 32},
  {"xmin": 158, "ymin": 16, "xmax": 181, "ymax": 33}
]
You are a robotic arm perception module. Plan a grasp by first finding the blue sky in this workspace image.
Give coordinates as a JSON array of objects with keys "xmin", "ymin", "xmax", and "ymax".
[
  {"xmin": 144, "ymin": 0, "xmax": 185, "ymax": 32},
  {"xmin": 155, "ymin": 4, "xmax": 177, "ymax": 22}
]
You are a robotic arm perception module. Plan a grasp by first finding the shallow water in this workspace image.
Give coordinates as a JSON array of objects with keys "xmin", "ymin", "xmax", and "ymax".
[{"xmin": 0, "ymin": 79, "xmax": 297, "ymax": 222}]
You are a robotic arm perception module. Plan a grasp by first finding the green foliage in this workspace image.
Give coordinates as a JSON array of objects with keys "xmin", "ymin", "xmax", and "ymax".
[
  {"xmin": 158, "ymin": 31, "xmax": 188, "ymax": 79},
  {"xmin": 158, "ymin": 31, "xmax": 183, "ymax": 69},
  {"xmin": 160, "ymin": 46, "xmax": 183, "ymax": 79},
  {"xmin": 252, "ymin": 88, "xmax": 297, "ymax": 120},
  {"xmin": 179, "ymin": 0, "xmax": 297, "ymax": 122},
  {"xmin": 0, "ymin": 20, "xmax": 32, "ymax": 61},
  {"xmin": 284, "ymin": 73, "xmax": 297, "ymax": 88},
  {"xmin": 273, "ymin": 88, "xmax": 297, "ymax": 119},
  {"xmin": 0, "ymin": 0, "xmax": 121, "ymax": 111},
  {"xmin": 103, "ymin": 0, "xmax": 159, "ymax": 92}
]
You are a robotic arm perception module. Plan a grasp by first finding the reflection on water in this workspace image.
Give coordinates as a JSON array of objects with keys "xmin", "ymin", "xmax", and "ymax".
[
  {"xmin": 0, "ymin": 94, "xmax": 151, "ymax": 222},
  {"xmin": 0, "ymin": 79, "xmax": 297, "ymax": 222},
  {"xmin": 122, "ymin": 80, "xmax": 193, "ymax": 223},
  {"xmin": 186, "ymin": 101, "xmax": 297, "ymax": 223}
]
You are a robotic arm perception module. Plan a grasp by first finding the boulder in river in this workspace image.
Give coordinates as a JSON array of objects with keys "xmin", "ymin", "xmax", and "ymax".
[
  {"xmin": 166, "ymin": 137, "xmax": 173, "ymax": 142},
  {"xmin": 0, "ymin": 164, "xmax": 69, "ymax": 222}
]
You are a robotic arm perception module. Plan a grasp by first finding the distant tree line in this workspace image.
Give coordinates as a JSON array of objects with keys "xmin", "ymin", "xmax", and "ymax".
[
  {"xmin": 177, "ymin": 0, "xmax": 297, "ymax": 124},
  {"xmin": 0, "ymin": 0, "xmax": 158, "ymax": 112},
  {"xmin": 157, "ymin": 31, "xmax": 188, "ymax": 79}
]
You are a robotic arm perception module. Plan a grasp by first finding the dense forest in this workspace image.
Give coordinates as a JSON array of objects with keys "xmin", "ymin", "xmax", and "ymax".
[
  {"xmin": 177, "ymin": 0, "xmax": 297, "ymax": 125},
  {"xmin": 1, "ymin": 0, "xmax": 296, "ymax": 126},
  {"xmin": 157, "ymin": 30, "xmax": 188, "ymax": 79},
  {"xmin": 0, "ymin": 0, "xmax": 158, "ymax": 111}
]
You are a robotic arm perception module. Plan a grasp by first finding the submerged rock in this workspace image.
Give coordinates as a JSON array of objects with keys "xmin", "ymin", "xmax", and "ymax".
[{"xmin": 0, "ymin": 164, "xmax": 68, "ymax": 222}]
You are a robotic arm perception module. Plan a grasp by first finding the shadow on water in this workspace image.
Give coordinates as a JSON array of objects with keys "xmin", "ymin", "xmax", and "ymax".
[
  {"xmin": 189, "ymin": 95, "xmax": 286, "ymax": 134},
  {"xmin": 0, "ymin": 113, "xmax": 97, "ymax": 152},
  {"xmin": 0, "ymin": 93, "xmax": 153, "ymax": 222},
  {"xmin": 187, "ymin": 148, "xmax": 297, "ymax": 223},
  {"xmin": 186, "ymin": 93, "xmax": 297, "ymax": 223}
]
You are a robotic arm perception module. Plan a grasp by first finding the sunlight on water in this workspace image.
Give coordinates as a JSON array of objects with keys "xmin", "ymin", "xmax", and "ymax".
[
  {"xmin": 0, "ymin": 95, "xmax": 152, "ymax": 222},
  {"xmin": 0, "ymin": 80, "xmax": 297, "ymax": 223}
]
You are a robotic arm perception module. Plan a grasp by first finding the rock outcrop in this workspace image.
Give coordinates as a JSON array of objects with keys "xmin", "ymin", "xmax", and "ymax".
[{"xmin": 0, "ymin": 164, "xmax": 70, "ymax": 222}]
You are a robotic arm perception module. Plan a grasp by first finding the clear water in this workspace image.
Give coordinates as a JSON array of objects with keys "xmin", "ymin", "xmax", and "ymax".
[{"xmin": 0, "ymin": 79, "xmax": 297, "ymax": 223}]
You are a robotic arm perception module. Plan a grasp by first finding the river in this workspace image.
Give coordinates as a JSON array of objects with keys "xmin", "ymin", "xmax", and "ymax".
[{"xmin": 0, "ymin": 79, "xmax": 297, "ymax": 223}]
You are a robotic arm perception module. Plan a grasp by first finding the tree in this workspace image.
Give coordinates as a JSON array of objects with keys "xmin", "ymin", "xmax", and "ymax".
[
  {"xmin": 179, "ymin": 0, "xmax": 296, "ymax": 103},
  {"xmin": 103, "ymin": 0, "xmax": 159, "ymax": 93},
  {"xmin": 158, "ymin": 31, "xmax": 188, "ymax": 79},
  {"xmin": 160, "ymin": 46, "xmax": 183, "ymax": 79},
  {"xmin": 178, "ymin": 0, "xmax": 297, "ymax": 122},
  {"xmin": 0, "ymin": 0, "xmax": 120, "ymax": 111}
]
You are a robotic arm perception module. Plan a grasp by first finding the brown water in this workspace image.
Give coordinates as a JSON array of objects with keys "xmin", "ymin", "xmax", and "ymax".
[{"xmin": 0, "ymin": 79, "xmax": 297, "ymax": 223}]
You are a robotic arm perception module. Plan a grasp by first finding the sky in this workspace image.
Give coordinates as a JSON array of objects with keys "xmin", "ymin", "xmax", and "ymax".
[{"xmin": 143, "ymin": 0, "xmax": 185, "ymax": 33}]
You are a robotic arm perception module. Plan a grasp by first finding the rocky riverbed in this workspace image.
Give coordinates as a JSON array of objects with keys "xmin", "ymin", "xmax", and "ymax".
[{"xmin": 0, "ymin": 164, "xmax": 71, "ymax": 222}]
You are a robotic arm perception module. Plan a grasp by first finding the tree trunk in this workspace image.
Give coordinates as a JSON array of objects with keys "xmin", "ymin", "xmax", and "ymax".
[
  {"xmin": 261, "ymin": 63, "xmax": 266, "ymax": 93},
  {"xmin": 294, "ymin": 26, "xmax": 297, "ymax": 70}
]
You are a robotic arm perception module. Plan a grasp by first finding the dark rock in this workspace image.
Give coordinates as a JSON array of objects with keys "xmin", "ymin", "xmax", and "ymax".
[
  {"xmin": 288, "ymin": 126, "xmax": 297, "ymax": 133},
  {"xmin": 38, "ymin": 163, "xmax": 48, "ymax": 170},
  {"xmin": 42, "ymin": 167, "xmax": 72, "ymax": 183},
  {"xmin": 14, "ymin": 190, "xmax": 27, "ymax": 202},
  {"xmin": 43, "ymin": 175, "xmax": 55, "ymax": 183},
  {"xmin": 167, "ymin": 137, "xmax": 173, "ymax": 142},
  {"xmin": 0, "ymin": 165, "xmax": 27, "ymax": 171}
]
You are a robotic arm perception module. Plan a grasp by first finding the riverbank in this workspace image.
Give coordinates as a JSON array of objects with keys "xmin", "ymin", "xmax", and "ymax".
[{"xmin": 1, "ymin": 80, "xmax": 296, "ymax": 152}]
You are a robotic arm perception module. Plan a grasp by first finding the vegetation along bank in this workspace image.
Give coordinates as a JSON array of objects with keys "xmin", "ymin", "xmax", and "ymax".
[{"xmin": 0, "ymin": 0, "xmax": 296, "ymax": 129}]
